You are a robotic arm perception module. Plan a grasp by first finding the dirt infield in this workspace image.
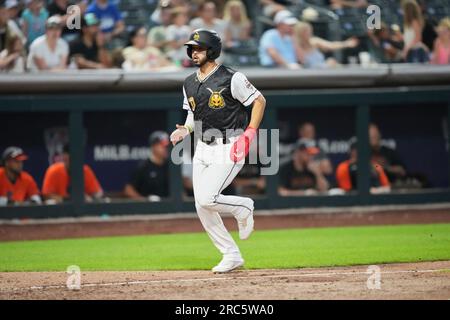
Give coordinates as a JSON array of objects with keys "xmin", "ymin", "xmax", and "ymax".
[
  {"xmin": 1, "ymin": 205, "xmax": 450, "ymax": 241},
  {"xmin": 1, "ymin": 261, "xmax": 449, "ymax": 300}
]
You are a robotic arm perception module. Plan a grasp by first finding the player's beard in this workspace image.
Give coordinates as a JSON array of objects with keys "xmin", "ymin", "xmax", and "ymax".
[{"xmin": 193, "ymin": 55, "xmax": 208, "ymax": 67}]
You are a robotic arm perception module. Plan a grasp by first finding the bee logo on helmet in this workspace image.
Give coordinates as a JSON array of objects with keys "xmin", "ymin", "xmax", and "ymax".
[
  {"xmin": 207, "ymin": 88, "xmax": 226, "ymax": 109},
  {"xmin": 193, "ymin": 32, "xmax": 200, "ymax": 41},
  {"xmin": 184, "ymin": 29, "xmax": 222, "ymax": 60}
]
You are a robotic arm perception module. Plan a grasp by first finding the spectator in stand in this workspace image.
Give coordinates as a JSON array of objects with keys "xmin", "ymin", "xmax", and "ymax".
[
  {"xmin": 431, "ymin": 17, "xmax": 450, "ymax": 65},
  {"xmin": 147, "ymin": 3, "xmax": 172, "ymax": 54},
  {"xmin": 278, "ymin": 140, "xmax": 329, "ymax": 196},
  {"xmin": 0, "ymin": 0, "xmax": 26, "ymax": 54},
  {"xmin": 122, "ymin": 25, "xmax": 175, "ymax": 71},
  {"xmin": 223, "ymin": 0, "xmax": 251, "ymax": 49},
  {"xmin": 417, "ymin": 0, "xmax": 438, "ymax": 52},
  {"xmin": 336, "ymin": 137, "xmax": 391, "ymax": 194},
  {"xmin": 294, "ymin": 21, "xmax": 358, "ymax": 68},
  {"xmin": 27, "ymin": 15, "xmax": 69, "ymax": 71},
  {"xmin": 259, "ymin": 10, "xmax": 300, "ymax": 69},
  {"xmin": 1, "ymin": 0, "xmax": 24, "ymax": 72},
  {"xmin": 165, "ymin": 6, "xmax": 191, "ymax": 66},
  {"xmin": 47, "ymin": 0, "xmax": 85, "ymax": 42},
  {"xmin": 21, "ymin": 0, "xmax": 49, "ymax": 47},
  {"xmin": 260, "ymin": 0, "xmax": 288, "ymax": 19},
  {"xmin": 0, "ymin": 146, "xmax": 41, "ymax": 206},
  {"xmin": 150, "ymin": 0, "xmax": 190, "ymax": 26},
  {"xmin": 86, "ymin": 0, "xmax": 124, "ymax": 44},
  {"xmin": 69, "ymin": 13, "xmax": 111, "ymax": 69},
  {"xmin": 124, "ymin": 131, "xmax": 170, "ymax": 201},
  {"xmin": 5, "ymin": 0, "xmax": 21, "ymax": 26},
  {"xmin": 0, "ymin": 33, "xmax": 25, "ymax": 71},
  {"xmin": 190, "ymin": 1, "xmax": 227, "ymax": 40},
  {"xmin": 368, "ymin": 22, "xmax": 404, "ymax": 63},
  {"xmin": 326, "ymin": 0, "xmax": 367, "ymax": 9},
  {"xmin": 42, "ymin": 144, "xmax": 104, "ymax": 204},
  {"xmin": 297, "ymin": 122, "xmax": 333, "ymax": 178},
  {"xmin": 400, "ymin": 0, "xmax": 429, "ymax": 63}
]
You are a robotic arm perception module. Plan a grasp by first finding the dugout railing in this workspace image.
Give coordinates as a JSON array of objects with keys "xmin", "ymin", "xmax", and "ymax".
[{"xmin": 1, "ymin": 65, "xmax": 450, "ymax": 219}]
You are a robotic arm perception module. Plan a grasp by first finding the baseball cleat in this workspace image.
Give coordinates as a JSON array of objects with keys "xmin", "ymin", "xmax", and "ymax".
[
  {"xmin": 238, "ymin": 200, "xmax": 254, "ymax": 240},
  {"xmin": 212, "ymin": 257, "xmax": 244, "ymax": 273}
]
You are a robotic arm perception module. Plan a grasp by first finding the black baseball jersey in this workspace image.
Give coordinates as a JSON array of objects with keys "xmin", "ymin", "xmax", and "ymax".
[{"xmin": 182, "ymin": 64, "xmax": 261, "ymax": 137}]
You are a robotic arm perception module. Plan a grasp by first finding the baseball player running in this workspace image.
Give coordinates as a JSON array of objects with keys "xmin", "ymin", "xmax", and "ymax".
[{"xmin": 170, "ymin": 29, "xmax": 266, "ymax": 273}]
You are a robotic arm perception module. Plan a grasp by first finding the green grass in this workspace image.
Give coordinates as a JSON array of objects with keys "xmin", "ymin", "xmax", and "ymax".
[{"xmin": 0, "ymin": 224, "xmax": 449, "ymax": 272}]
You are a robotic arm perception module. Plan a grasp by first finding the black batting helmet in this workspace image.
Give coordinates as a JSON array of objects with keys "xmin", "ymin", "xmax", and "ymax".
[{"xmin": 184, "ymin": 29, "xmax": 222, "ymax": 60}]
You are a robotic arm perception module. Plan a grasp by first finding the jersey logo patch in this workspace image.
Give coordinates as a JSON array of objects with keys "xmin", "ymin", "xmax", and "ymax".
[
  {"xmin": 206, "ymin": 88, "xmax": 226, "ymax": 109},
  {"xmin": 188, "ymin": 97, "xmax": 196, "ymax": 111}
]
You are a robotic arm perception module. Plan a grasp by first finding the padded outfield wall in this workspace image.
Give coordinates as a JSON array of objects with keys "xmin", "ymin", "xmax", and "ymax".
[{"xmin": 0, "ymin": 65, "xmax": 450, "ymax": 218}]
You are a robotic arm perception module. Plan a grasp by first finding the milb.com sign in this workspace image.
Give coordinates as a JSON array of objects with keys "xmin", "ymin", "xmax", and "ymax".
[{"xmin": 93, "ymin": 145, "xmax": 149, "ymax": 161}]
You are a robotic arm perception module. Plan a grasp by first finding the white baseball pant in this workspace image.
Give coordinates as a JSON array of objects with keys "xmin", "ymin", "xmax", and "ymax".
[{"xmin": 193, "ymin": 136, "xmax": 254, "ymax": 257}]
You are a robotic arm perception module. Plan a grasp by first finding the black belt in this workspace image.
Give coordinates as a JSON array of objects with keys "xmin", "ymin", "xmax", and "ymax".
[{"xmin": 202, "ymin": 136, "xmax": 231, "ymax": 145}]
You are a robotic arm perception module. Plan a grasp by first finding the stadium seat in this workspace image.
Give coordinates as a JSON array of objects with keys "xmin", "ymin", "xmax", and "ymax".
[
  {"xmin": 426, "ymin": 0, "xmax": 450, "ymax": 21},
  {"xmin": 118, "ymin": 0, "xmax": 158, "ymax": 30},
  {"xmin": 333, "ymin": 8, "xmax": 366, "ymax": 37}
]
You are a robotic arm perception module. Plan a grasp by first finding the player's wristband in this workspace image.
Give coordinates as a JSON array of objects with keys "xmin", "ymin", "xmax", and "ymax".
[{"xmin": 183, "ymin": 125, "xmax": 193, "ymax": 133}]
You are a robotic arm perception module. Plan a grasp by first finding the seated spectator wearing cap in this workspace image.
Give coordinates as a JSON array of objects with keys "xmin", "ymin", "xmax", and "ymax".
[
  {"xmin": 47, "ymin": 0, "xmax": 85, "ymax": 43},
  {"xmin": 294, "ymin": 21, "xmax": 358, "ymax": 69},
  {"xmin": 0, "ymin": 1, "xmax": 25, "ymax": 71},
  {"xmin": 69, "ymin": 13, "xmax": 111, "ymax": 69},
  {"xmin": 86, "ymin": 0, "xmax": 124, "ymax": 43},
  {"xmin": 124, "ymin": 131, "xmax": 170, "ymax": 201},
  {"xmin": 6, "ymin": 0, "xmax": 20, "ymax": 26},
  {"xmin": 20, "ymin": 0, "xmax": 49, "ymax": 47},
  {"xmin": 259, "ymin": 10, "xmax": 300, "ymax": 69},
  {"xmin": 0, "ymin": 0, "xmax": 27, "ymax": 42},
  {"xmin": 0, "ymin": 147, "xmax": 41, "ymax": 206},
  {"xmin": 278, "ymin": 140, "xmax": 329, "ymax": 196},
  {"xmin": 26, "ymin": 15, "xmax": 69, "ymax": 71},
  {"xmin": 122, "ymin": 26, "xmax": 175, "ymax": 71},
  {"xmin": 42, "ymin": 145, "xmax": 104, "ymax": 204},
  {"xmin": 336, "ymin": 137, "xmax": 390, "ymax": 194}
]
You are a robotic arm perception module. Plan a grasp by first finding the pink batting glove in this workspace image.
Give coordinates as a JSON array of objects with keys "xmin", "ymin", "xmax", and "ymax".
[{"xmin": 230, "ymin": 126, "xmax": 257, "ymax": 163}]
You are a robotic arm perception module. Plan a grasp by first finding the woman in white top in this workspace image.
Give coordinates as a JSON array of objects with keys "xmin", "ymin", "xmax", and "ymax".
[
  {"xmin": 26, "ymin": 16, "xmax": 69, "ymax": 71},
  {"xmin": 401, "ymin": 0, "xmax": 429, "ymax": 63}
]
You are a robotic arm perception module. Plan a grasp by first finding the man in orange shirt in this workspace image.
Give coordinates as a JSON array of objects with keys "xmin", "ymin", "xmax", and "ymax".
[
  {"xmin": 0, "ymin": 146, "xmax": 42, "ymax": 206},
  {"xmin": 336, "ymin": 137, "xmax": 390, "ymax": 194},
  {"xmin": 42, "ymin": 144, "xmax": 104, "ymax": 203}
]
